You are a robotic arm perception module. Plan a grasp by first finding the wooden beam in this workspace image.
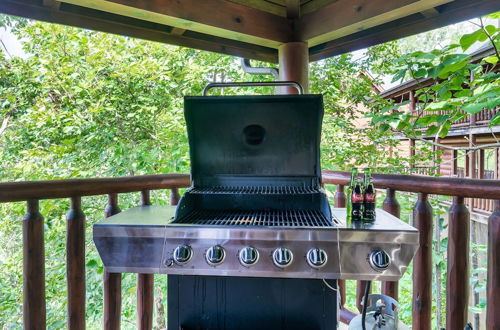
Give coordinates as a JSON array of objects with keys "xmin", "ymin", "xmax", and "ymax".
[
  {"xmin": 170, "ymin": 28, "xmax": 186, "ymax": 36},
  {"xmin": 309, "ymin": 0, "xmax": 500, "ymax": 61},
  {"xmin": 300, "ymin": 0, "xmax": 453, "ymax": 46},
  {"xmin": 420, "ymin": 7, "xmax": 440, "ymax": 17},
  {"xmin": 286, "ymin": 0, "xmax": 301, "ymax": 18},
  {"xmin": 42, "ymin": 0, "xmax": 60, "ymax": 9},
  {"xmin": 57, "ymin": 0, "xmax": 293, "ymax": 48},
  {"xmin": 0, "ymin": 0, "xmax": 278, "ymax": 62}
]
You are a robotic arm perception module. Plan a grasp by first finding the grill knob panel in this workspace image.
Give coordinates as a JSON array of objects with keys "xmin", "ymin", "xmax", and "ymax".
[
  {"xmin": 239, "ymin": 247, "xmax": 259, "ymax": 266},
  {"xmin": 307, "ymin": 248, "xmax": 328, "ymax": 269},
  {"xmin": 173, "ymin": 245, "xmax": 193, "ymax": 265},
  {"xmin": 272, "ymin": 247, "xmax": 293, "ymax": 268},
  {"xmin": 368, "ymin": 249, "xmax": 391, "ymax": 271},
  {"xmin": 206, "ymin": 245, "xmax": 226, "ymax": 266}
]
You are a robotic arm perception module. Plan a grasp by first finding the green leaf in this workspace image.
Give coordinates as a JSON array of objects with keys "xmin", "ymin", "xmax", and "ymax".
[
  {"xmin": 391, "ymin": 69, "xmax": 407, "ymax": 83},
  {"xmin": 484, "ymin": 25, "xmax": 499, "ymax": 36},
  {"xmin": 425, "ymin": 125, "xmax": 439, "ymax": 136},
  {"xmin": 460, "ymin": 29, "xmax": 488, "ymax": 51},
  {"xmin": 463, "ymin": 97, "xmax": 500, "ymax": 114},
  {"xmin": 484, "ymin": 55, "xmax": 499, "ymax": 65},
  {"xmin": 486, "ymin": 11, "xmax": 500, "ymax": 19},
  {"xmin": 426, "ymin": 101, "xmax": 449, "ymax": 110},
  {"xmin": 490, "ymin": 111, "xmax": 500, "ymax": 126}
]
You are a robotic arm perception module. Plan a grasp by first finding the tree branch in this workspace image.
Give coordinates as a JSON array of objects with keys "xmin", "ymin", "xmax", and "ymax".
[{"xmin": 0, "ymin": 113, "xmax": 11, "ymax": 135}]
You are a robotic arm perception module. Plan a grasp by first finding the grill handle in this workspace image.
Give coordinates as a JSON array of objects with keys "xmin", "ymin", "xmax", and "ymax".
[{"xmin": 202, "ymin": 81, "xmax": 304, "ymax": 96}]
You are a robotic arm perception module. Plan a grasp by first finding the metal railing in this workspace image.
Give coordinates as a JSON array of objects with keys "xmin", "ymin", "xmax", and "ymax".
[{"xmin": 0, "ymin": 171, "xmax": 499, "ymax": 329}]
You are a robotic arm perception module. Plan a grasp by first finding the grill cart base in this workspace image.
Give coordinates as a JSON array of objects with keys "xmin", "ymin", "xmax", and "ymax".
[{"xmin": 168, "ymin": 275, "xmax": 338, "ymax": 330}]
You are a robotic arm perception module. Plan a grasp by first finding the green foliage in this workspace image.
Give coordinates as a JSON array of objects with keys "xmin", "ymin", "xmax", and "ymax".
[{"xmin": 370, "ymin": 13, "xmax": 500, "ymax": 137}]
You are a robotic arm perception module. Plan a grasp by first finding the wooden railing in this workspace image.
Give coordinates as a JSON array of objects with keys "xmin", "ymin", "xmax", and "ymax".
[
  {"xmin": 0, "ymin": 172, "xmax": 499, "ymax": 329},
  {"xmin": 415, "ymin": 107, "xmax": 499, "ymax": 128}
]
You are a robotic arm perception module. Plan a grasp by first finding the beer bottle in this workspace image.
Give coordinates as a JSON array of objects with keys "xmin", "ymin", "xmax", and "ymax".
[
  {"xmin": 346, "ymin": 168, "xmax": 358, "ymax": 222},
  {"xmin": 351, "ymin": 176, "xmax": 364, "ymax": 222},
  {"xmin": 363, "ymin": 168, "xmax": 376, "ymax": 222}
]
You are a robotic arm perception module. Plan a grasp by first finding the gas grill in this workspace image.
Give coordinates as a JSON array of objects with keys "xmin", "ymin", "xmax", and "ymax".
[{"xmin": 93, "ymin": 83, "xmax": 418, "ymax": 330}]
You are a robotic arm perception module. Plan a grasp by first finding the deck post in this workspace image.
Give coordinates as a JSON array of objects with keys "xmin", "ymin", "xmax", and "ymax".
[
  {"xmin": 137, "ymin": 190, "xmax": 154, "ymax": 330},
  {"xmin": 278, "ymin": 41, "xmax": 309, "ymax": 94},
  {"xmin": 104, "ymin": 193, "xmax": 122, "ymax": 330},
  {"xmin": 382, "ymin": 188, "xmax": 400, "ymax": 300},
  {"xmin": 412, "ymin": 193, "xmax": 433, "ymax": 330},
  {"xmin": 23, "ymin": 199, "xmax": 46, "ymax": 329},
  {"xmin": 446, "ymin": 196, "xmax": 470, "ymax": 330},
  {"xmin": 486, "ymin": 200, "xmax": 500, "ymax": 329},
  {"xmin": 67, "ymin": 196, "xmax": 86, "ymax": 330}
]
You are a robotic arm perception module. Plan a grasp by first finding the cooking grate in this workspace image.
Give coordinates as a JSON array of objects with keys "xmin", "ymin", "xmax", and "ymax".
[
  {"xmin": 189, "ymin": 186, "xmax": 320, "ymax": 195},
  {"xmin": 174, "ymin": 209, "xmax": 335, "ymax": 227}
]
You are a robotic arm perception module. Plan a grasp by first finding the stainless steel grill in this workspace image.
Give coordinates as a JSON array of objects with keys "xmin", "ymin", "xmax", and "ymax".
[
  {"xmin": 173, "ymin": 209, "xmax": 335, "ymax": 227},
  {"xmin": 189, "ymin": 186, "xmax": 320, "ymax": 194},
  {"xmin": 93, "ymin": 88, "xmax": 419, "ymax": 330}
]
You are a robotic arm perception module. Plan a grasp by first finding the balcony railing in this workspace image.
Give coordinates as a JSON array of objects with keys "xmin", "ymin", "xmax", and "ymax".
[
  {"xmin": 0, "ymin": 172, "xmax": 499, "ymax": 329},
  {"xmin": 414, "ymin": 107, "xmax": 498, "ymax": 128}
]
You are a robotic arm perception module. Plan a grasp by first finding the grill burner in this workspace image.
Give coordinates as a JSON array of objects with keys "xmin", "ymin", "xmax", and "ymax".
[
  {"xmin": 173, "ymin": 209, "xmax": 335, "ymax": 227},
  {"xmin": 189, "ymin": 185, "xmax": 320, "ymax": 194}
]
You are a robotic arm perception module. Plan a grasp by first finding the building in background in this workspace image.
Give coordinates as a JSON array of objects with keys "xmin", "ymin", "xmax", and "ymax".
[{"xmin": 381, "ymin": 45, "xmax": 499, "ymax": 217}]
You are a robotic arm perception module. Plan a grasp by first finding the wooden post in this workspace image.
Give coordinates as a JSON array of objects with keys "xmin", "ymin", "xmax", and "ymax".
[
  {"xmin": 23, "ymin": 199, "xmax": 46, "ymax": 329},
  {"xmin": 104, "ymin": 193, "xmax": 122, "ymax": 330},
  {"xmin": 487, "ymin": 200, "xmax": 500, "ymax": 329},
  {"xmin": 409, "ymin": 138, "xmax": 416, "ymax": 170},
  {"xmin": 382, "ymin": 188, "xmax": 400, "ymax": 300},
  {"xmin": 446, "ymin": 196, "xmax": 470, "ymax": 330},
  {"xmin": 356, "ymin": 281, "xmax": 371, "ymax": 313},
  {"xmin": 137, "ymin": 190, "xmax": 154, "ymax": 330},
  {"xmin": 334, "ymin": 184, "xmax": 346, "ymax": 208},
  {"xmin": 67, "ymin": 196, "xmax": 86, "ymax": 330},
  {"xmin": 170, "ymin": 188, "xmax": 181, "ymax": 206},
  {"xmin": 412, "ymin": 193, "xmax": 433, "ymax": 330},
  {"xmin": 278, "ymin": 41, "xmax": 309, "ymax": 94},
  {"xmin": 478, "ymin": 149, "xmax": 485, "ymax": 179}
]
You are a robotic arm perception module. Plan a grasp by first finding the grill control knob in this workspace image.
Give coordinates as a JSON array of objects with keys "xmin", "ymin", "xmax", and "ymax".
[
  {"xmin": 173, "ymin": 245, "xmax": 192, "ymax": 265},
  {"xmin": 369, "ymin": 249, "xmax": 391, "ymax": 271},
  {"xmin": 206, "ymin": 245, "xmax": 226, "ymax": 266},
  {"xmin": 239, "ymin": 247, "xmax": 259, "ymax": 266},
  {"xmin": 273, "ymin": 247, "xmax": 293, "ymax": 268},
  {"xmin": 307, "ymin": 248, "xmax": 328, "ymax": 269}
]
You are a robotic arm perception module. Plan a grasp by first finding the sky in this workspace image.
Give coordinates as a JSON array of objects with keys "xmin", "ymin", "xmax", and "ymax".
[{"xmin": 0, "ymin": 27, "xmax": 24, "ymax": 58}]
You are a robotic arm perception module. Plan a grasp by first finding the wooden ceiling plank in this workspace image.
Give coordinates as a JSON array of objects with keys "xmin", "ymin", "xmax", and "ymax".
[
  {"xmin": 309, "ymin": 0, "xmax": 500, "ymax": 61},
  {"xmin": 227, "ymin": 0, "xmax": 286, "ymax": 16},
  {"xmin": 56, "ymin": 0, "xmax": 292, "ymax": 48},
  {"xmin": 301, "ymin": 0, "xmax": 337, "ymax": 16},
  {"xmin": 1, "ymin": 0, "xmax": 278, "ymax": 62},
  {"xmin": 300, "ymin": 0, "xmax": 454, "ymax": 46}
]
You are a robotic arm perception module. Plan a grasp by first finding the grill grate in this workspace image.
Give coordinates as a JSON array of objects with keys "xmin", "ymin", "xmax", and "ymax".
[
  {"xmin": 189, "ymin": 186, "xmax": 320, "ymax": 195},
  {"xmin": 174, "ymin": 210, "xmax": 334, "ymax": 227}
]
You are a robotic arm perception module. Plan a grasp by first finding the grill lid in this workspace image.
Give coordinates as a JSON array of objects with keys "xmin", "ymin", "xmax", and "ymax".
[{"xmin": 184, "ymin": 95, "xmax": 324, "ymax": 188}]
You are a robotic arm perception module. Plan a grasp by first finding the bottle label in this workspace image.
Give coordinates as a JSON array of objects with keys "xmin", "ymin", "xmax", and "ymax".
[
  {"xmin": 352, "ymin": 194, "xmax": 364, "ymax": 202},
  {"xmin": 365, "ymin": 193, "xmax": 376, "ymax": 202}
]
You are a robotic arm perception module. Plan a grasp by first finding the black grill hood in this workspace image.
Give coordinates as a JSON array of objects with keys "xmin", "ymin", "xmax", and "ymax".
[{"xmin": 184, "ymin": 94, "xmax": 324, "ymax": 188}]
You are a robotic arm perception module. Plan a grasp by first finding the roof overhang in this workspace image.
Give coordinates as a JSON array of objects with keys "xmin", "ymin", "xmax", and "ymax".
[{"xmin": 1, "ymin": 0, "xmax": 500, "ymax": 62}]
